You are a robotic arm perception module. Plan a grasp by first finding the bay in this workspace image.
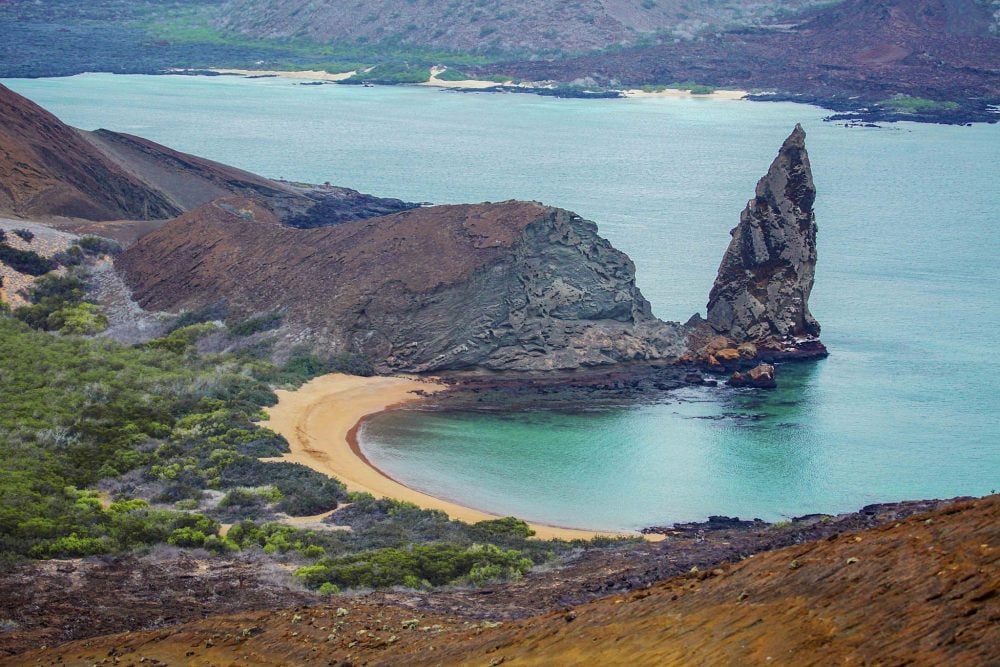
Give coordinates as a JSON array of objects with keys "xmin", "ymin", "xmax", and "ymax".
[{"xmin": 5, "ymin": 73, "xmax": 998, "ymax": 530}]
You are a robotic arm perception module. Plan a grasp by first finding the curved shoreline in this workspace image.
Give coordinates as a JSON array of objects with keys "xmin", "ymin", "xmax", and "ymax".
[{"xmin": 264, "ymin": 373, "xmax": 645, "ymax": 541}]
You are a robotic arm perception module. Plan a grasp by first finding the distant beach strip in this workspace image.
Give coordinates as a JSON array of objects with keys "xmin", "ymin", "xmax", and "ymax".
[{"xmin": 199, "ymin": 67, "xmax": 748, "ymax": 100}]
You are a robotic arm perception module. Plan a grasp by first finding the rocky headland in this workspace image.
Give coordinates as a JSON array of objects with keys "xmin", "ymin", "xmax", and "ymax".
[
  {"xmin": 112, "ymin": 122, "xmax": 827, "ymax": 379},
  {"xmin": 116, "ymin": 198, "xmax": 686, "ymax": 373},
  {"xmin": 0, "ymin": 82, "xmax": 828, "ymax": 383}
]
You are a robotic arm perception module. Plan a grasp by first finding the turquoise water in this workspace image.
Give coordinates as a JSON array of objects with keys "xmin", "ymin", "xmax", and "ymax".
[{"xmin": 5, "ymin": 74, "xmax": 998, "ymax": 530}]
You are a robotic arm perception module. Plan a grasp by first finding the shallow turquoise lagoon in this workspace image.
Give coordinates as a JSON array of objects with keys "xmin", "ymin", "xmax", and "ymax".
[{"xmin": 5, "ymin": 74, "xmax": 998, "ymax": 530}]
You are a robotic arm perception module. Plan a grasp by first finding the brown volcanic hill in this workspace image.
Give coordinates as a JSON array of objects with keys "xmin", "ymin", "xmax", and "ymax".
[
  {"xmin": 0, "ymin": 83, "xmax": 180, "ymax": 221},
  {"xmin": 11, "ymin": 496, "xmax": 998, "ymax": 665},
  {"xmin": 116, "ymin": 196, "xmax": 684, "ymax": 372},
  {"xmin": 0, "ymin": 83, "xmax": 414, "ymax": 228}
]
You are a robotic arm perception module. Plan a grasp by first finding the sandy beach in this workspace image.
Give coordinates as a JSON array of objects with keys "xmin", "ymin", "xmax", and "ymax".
[
  {"xmin": 264, "ymin": 373, "xmax": 645, "ymax": 541},
  {"xmin": 203, "ymin": 68, "xmax": 357, "ymax": 81},
  {"xmin": 419, "ymin": 66, "xmax": 510, "ymax": 90}
]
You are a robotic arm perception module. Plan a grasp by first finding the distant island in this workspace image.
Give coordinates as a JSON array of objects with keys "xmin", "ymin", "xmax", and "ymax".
[{"xmin": 1, "ymin": 0, "xmax": 998, "ymax": 124}]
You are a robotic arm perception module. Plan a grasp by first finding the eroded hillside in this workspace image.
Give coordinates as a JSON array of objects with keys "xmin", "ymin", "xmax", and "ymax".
[
  {"xmin": 214, "ymin": 0, "xmax": 838, "ymax": 56},
  {"xmin": 10, "ymin": 496, "xmax": 997, "ymax": 666}
]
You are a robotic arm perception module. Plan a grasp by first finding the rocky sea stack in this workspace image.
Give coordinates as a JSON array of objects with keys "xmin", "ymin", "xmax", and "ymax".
[{"xmin": 704, "ymin": 124, "xmax": 827, "ymax": 360}]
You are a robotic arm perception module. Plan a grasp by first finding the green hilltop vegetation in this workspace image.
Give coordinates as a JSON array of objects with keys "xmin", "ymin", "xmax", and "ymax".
[{"xmin": 0, "ymin": 235, "xmax": 629, "ymax": 590}]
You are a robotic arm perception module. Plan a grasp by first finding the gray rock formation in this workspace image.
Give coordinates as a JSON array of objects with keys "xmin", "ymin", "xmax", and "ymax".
[
  {"xmin": 706, "ymin": 124, "xmax": 826, "ymax": 358},
  {"xmin": 117, "ymin": 199, "xmax": 686, "ymax": 374}
]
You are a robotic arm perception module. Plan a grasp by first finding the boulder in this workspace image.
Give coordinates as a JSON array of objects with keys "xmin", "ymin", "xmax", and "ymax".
[{"xmin": 728, "ymin": 363, "xmax": 777, "ymax": 389}]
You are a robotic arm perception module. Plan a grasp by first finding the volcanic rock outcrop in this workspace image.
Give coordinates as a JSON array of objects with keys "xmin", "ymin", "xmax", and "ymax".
[
  {"xmin": 117, "ymin": 198, "xmax": 685, "ymax": 373},
  {"xmin": 704, "ymin": 123, "xmax": 827, "ymax": 360}
]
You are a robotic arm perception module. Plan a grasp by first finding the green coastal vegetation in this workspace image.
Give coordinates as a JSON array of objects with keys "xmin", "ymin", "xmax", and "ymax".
[
  {"xmin": 0, "ymin": 238, "xmax": 619, "ymax": 589},
  {"xmin": 344, "ymin": 62, "xmax": 432, "ymax": 85},
  {"xmin": 639, "ymin": 81, "xmax": 718, "ymax": 95},
  {"xmin": 877, "ymin": 95, "xmax": 961, "ymax": 113}
]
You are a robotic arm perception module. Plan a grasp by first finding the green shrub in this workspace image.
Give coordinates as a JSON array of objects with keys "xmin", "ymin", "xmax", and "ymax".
[
  {"xmin": 13, "ymin": 274, "xmax": 86, "ymax": 331},
  {"xmin": 267, "ymin": 351, "xmax": 375, "ymax": 386},
  {"xmin": 168, "ymin": 526, "xmax": 207, "ymax": 548},
  {"xmin": 30, "ymin": 533, "xmax": 107, "ymax": 558},
  {"xmin": 879, "ymin": 96, "xmax": 960, "ymax": 113},
  {"xmin": 434, "ymin": 67, "xmax": 469, "ymax": 81},
  {"xmin": 220, "ymin": 459, "xmax": 346, "ymax": 516},
  {"xmin": 470, "ymin": 517, "xmax": 535, "ymax": 542},
  {"xmin": 203, "ymin": 534, "xmax": 239, "ymax": 554},
  {"xmin": 228, "ymin": 312, "xmax": 283, "ymax": 337},
  {"xmin": 77, "ymin": 235, "xmax": 122, "ymax": 256},
  {"xmin": 52, "ymin": 245, "xmax": 84, "ymax": 267},
  {"xmin": 294, "ymin": 542, "xmax": 534, "ymax": 590},
  {"xmin": 145, "ymin": 322, "xmax": 220, "ymax": 353},
  {"xmin": 344, "ymin": 63, "xmax": 430, "ymax": 84},
  {"xmin": 46, "ymin": 302, "xmax": 108, "ymax": 335},
  {"xmin": 167, "ymin": 303, "xmax": 228, "ymax": 333},
  {"xmin": 0, "ymin": 244, "xmax": 54, "ymax": 276}
]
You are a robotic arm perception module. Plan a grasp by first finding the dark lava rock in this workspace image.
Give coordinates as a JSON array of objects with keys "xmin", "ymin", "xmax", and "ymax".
[
  {"xmin": 705, "ymin": 124, "xmax": 827, "ymax": 360},
  {"xmin": 118, "ymin": 199, "xmax": 687, "ymax": 373}
]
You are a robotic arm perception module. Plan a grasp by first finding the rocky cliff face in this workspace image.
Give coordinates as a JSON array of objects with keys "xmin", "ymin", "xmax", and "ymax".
[
  {"xmin": 705, "ymin": 124, "xmax": 827, "ymax": 359},
  {"xmin": 117, "ymin": 198, "xmax": 684, "ymax": 373}
]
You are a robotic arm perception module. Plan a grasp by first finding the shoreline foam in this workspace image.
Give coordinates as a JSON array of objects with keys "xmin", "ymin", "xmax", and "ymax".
[{"xmin": 264, "ymin": 373, "xmax": 642, "ymax": 541}]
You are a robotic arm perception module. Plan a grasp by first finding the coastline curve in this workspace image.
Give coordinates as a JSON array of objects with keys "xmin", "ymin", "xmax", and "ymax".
[{"xmin": 263, "ymin": 373, "xmax": 647, "ymax": 541}]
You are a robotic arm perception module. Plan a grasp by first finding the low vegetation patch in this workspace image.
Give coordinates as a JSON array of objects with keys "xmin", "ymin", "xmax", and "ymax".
[
  {"xmin": 878, "ymin": 95, "xmax": 960, "ymax": 113},
  {"xmin": 434, "ymin": 67, "xmax": 470, "ymax": 81},
  {"xmin": 228, "ymin": 311, "xmax": 284, "ymax": 337},
  {"xmin": 14, "ymin": 274, "xmax": 108, "ymax": 335},
  {"xmin": 294, "ymin": 542, "xmax": 534, "ymax": 590},
  {"xmin": 344, "ymin": 63, "xmax": 431, "ymax": 84},
  {"xmin": 0, "ymin": 244, "xmax": 55, "ymax": 276}
]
